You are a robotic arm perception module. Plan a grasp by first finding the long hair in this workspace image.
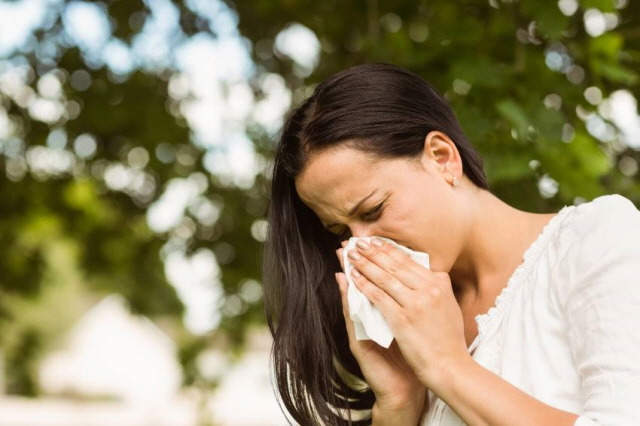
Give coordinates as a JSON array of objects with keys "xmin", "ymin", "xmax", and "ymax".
[{"xmin": 262, "ymin": 63, "xmax": 489, "ymax": 425}]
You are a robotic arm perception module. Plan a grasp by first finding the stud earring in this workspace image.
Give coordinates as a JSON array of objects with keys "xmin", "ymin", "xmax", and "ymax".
[{"xmin": 445, "ymin": 164, "xmax": 459, "ymax": 187}]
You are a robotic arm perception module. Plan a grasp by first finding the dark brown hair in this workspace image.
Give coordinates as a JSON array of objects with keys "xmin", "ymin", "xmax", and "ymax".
[{"xmin": 262, "ymin": 63, "xmax": 489, "ymax": 425}]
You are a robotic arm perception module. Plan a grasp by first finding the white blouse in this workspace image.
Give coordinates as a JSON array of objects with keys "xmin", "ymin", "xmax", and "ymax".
[{"xmin": 421, "ymin": 194, "xmax": 640, "ymax": 426}]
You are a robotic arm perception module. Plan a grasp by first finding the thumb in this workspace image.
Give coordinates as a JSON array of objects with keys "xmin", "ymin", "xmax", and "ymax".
[{"xmin": 335, "ymin": 272, "xmax": 354, "ymax": 331}]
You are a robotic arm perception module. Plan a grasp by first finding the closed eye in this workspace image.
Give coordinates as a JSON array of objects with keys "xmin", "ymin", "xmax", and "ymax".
[
  {"xmin": 362, "ymin": 202, "xmax": 384, "ymax": 221},
  {"xmin": 326, "ymin": 199, "xmax": 386, "ymax": 237}
]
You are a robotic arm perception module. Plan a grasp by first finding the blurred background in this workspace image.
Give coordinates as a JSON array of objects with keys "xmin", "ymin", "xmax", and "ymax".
[{"xmin": 0, "ymin": 0, "xmax": 638, "ymax": 425}]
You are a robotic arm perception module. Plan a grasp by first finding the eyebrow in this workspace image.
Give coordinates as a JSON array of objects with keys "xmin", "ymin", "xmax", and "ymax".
[{"xmin": 325, "ymin": 189, "xmax": 377, "ymax": 230}]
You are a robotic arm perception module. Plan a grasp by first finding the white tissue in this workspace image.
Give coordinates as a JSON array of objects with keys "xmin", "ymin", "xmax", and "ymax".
[{"xmin": 342, "ymin": 236, "xmax": 430, "ymax": 348}]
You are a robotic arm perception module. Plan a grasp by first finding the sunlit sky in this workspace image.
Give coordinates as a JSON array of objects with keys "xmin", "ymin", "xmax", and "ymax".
[{"xmin": 1, "ymin": 0, "xmax": 639, "ymax": 335}]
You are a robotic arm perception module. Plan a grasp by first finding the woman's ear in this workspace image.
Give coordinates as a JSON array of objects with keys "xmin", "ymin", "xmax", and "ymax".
[{"xmin": 420, "ymin": 131, "xmax": 462, "ymax": 178}]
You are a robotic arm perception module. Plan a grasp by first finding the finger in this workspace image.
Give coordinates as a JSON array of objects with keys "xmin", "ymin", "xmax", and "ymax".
[
  {"xmin": 355, "ymin": 238, "xmax": 426, "ymax": 289},
  {"xmin": 336, "ymin": 247, "xmax": 346, "ymax": 271},
  {"xmin": 348, "ymin": 250, "xmax": 410, "ymax": 306},
  {"xmin": 350, "ymin": 267, "xmax": 403, "ymax": 320},
  {"xmin": 336, "ymin": 272, "xmax": 349, "ymax": 315},
  {"xmin": 335, "ymin": 272, "xmax": 357, "ymax": 341},
  {"xmin": 341, "ymin": 240, "xmax": 347, "ymax": 248}
]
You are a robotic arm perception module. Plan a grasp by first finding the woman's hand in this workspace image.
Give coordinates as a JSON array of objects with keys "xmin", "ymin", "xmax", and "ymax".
[
  {"xmin": 336, "ymin": 244, "xmax": 427, "ymax": 424},
  {"xmin": 342, "ymin": 237, "xmax": 470, "ymax": 390}
]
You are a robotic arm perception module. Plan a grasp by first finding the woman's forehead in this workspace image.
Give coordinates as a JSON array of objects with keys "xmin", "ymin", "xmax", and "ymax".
[
  {"xmin": 294, "ymin": 148, "xmax": 384, "ymax": 215},
  {"xmin": 296, "ymin": 148, "xmax": 377, "ymax": 200}
]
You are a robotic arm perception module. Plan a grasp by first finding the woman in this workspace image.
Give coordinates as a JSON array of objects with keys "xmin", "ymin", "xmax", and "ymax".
[{"xmin": 262, "ymin": 63, "xmax": 640, "ymax": 425}]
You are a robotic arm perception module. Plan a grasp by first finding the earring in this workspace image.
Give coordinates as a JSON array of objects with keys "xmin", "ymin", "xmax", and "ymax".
[{"xmin": 445, "ymin": 164, "xmax": 459, "ymax": 187}]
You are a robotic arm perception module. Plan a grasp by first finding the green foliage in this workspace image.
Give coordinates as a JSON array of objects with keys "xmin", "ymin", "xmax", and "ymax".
[
  {"xmin": 229, "ymin": 0, "xmax": 640, "ymax": 206},
  {"xmin": 4, "ymin": 327, "xmax": 41, "ymax": 396},
  {"xmin": 0, "ymin": 0, "xmax": 264, "ymax": 394},
  {"xmin": 1, "ymin": 0, "xmax": 640, "ymax": 397}
]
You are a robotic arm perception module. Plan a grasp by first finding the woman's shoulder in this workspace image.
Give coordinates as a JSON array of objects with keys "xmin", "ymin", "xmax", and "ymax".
[
  {"xmin": 552, "ymin": 193, "xmax": 640, "ymax": 304},
  {"xmin": 549, "ymin": 193, "xmax": 640, "ymax": 272},
  {"xmin": 574, "ymin": 193, "xmax": 638, "ymax": 214},
  {"xmin": 564, "ymin": 193, "xmax": 640, "ymax": 239}
]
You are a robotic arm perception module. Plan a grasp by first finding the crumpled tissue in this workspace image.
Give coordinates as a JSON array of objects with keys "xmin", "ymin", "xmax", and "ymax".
[{"xmin": 342, "ymin": 236, "xmax": 430, "ymax": 348}]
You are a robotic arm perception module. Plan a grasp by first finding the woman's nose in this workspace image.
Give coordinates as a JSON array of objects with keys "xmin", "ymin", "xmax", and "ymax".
[{"xmin": 349, "ymin": 223, "xmax": 374, "ymax": 238}]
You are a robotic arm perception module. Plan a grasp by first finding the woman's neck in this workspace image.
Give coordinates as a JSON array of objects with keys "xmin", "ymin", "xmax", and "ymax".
[{"xmin": 448, "ymin": 192, "xmax": 557, "ymax": 307}]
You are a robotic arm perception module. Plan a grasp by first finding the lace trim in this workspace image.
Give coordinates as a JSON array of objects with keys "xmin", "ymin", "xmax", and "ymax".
[{"xmin": 473, "ymin": 204, "xmax": 576, "ymax": 338}]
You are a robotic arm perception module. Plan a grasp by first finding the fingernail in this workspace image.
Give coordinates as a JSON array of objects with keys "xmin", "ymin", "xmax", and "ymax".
[
  {"xmin": 348, "ymin": 250, "xmax": 360, "ymax": 260},
  {"xmin": 371, "ymin": 237, "xmax": 384, "ymax": 247},
  {"xmin": 356, "ymin": 240, "xmax": 370, "ymax": 250},
  {"xmin": 351, "ymin": 269, "xmax": 361, "ymax": 278}
]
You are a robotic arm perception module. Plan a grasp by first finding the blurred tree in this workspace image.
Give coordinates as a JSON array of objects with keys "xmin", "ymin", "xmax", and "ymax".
[
  {"xmin": 0, "ymin": 0, "xmax": 639, "ymax": 398},
  {"xmin": 229, "ymin": 0, "xmax": 640, "ymax": 208},
  {"xmin": 0, "ymin": 0, "xmax": 265, "ymax": 394}
]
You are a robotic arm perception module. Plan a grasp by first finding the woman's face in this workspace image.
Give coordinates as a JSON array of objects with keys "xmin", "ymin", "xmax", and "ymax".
[{"xmin": 294, "ymin": 132, "xmax": 468, "ymax": 273}]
